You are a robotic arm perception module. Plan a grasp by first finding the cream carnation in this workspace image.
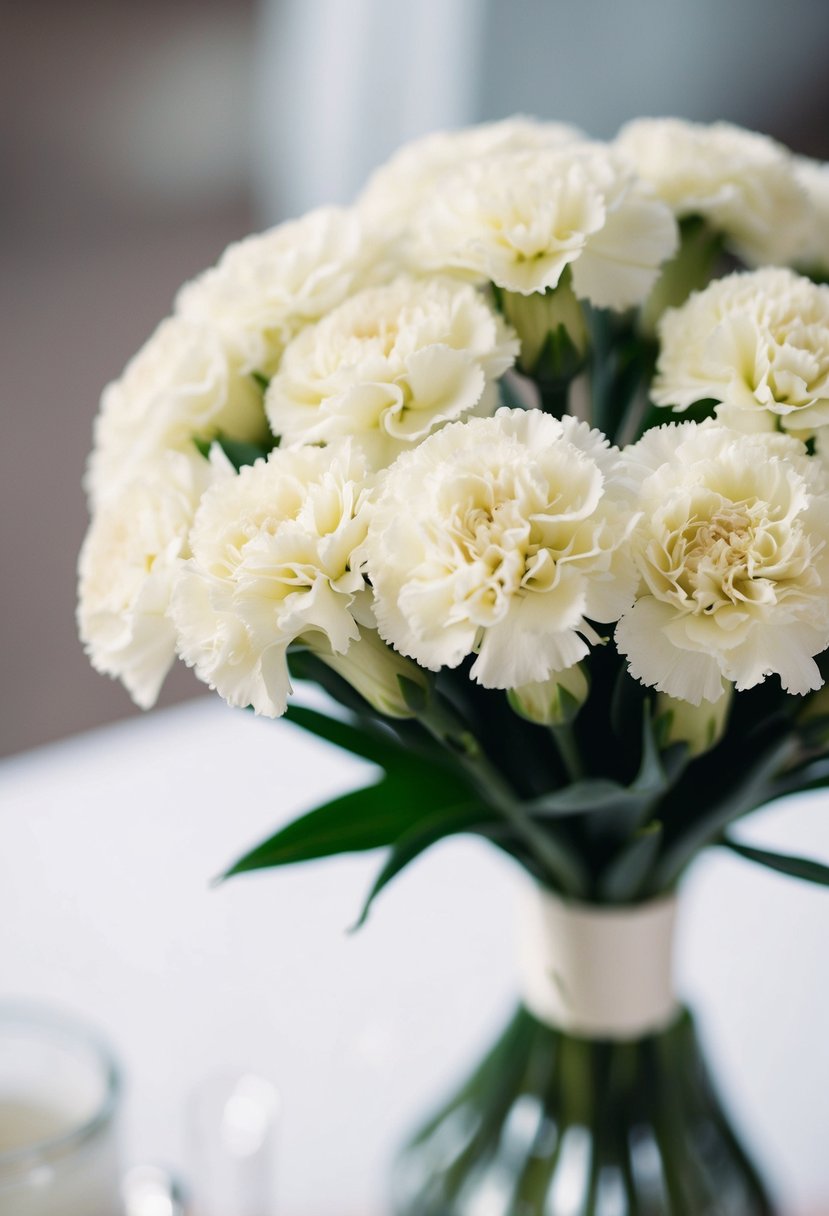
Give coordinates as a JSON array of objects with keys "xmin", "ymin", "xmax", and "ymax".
[
  {"xmin": 652, "ymin": 269, "xmax": 829, "ymax": 435},
  {"xmin": 176, "ymin": 206, "xmax": 389, "ymax": 376},
  {"xmin": 87, "ymin": 316, "xmax": 267, "ymax": 507},
  {"xmin": 358, "ymin": 117, "xmax": 581, "ymax": 228},
  {"xmin": 616, "ymin": 421, "xmax": 829, "ymax": 704},
  {"xmin": 265, "ymin": 277, "xmax": 518, "ymax": 468},
  {"xmin": 615, "ymin": 118, "xmax": 809, "ymax": 265},
  {"xmin": 78, "ymin": 449, "xmax": 212, "ymax": 709},
  {"xmin": 793, "ymin": 156, "xmax": 829, "ymax": 276},
  {"xmin": 360, "ymin": 408, "xmax": 638, "ymax": 688},
  {"xmin": 172, "ymin": 443, "xmax": 371, "ymax": 717},
  {"xmin": 410, "ymin": 144, "xmax": 678, "ymax": 308}
]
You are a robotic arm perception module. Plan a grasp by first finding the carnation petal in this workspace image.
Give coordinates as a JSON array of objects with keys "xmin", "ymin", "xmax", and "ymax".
[
  {"xmin": 619, "ymin": 420, "xmax": 829, "ymax": 702},
  {"xmin": 616, "ymin": 597, "xmax": 725, "ymax": 704},
  {"xmin": 363, "ymin": 408, "xmax": 635, "ymax": 684},
  {"xmin": 172, "ymin": 442, "xmax": 371, "ymax": 718},
  {"xmin": 571, "ymin": 191, "xmax": 678, "ymax": 309},
  {"xmin": 652, "ymin": 268, "xmax": 829, "ymax": 436},
  {"xmin": 472, "ymin": 601, "xmax": 589, "ymax": 689},
  {"xmin": 266, "ymin": 277, "xmax": 514, "ymax": 467}
]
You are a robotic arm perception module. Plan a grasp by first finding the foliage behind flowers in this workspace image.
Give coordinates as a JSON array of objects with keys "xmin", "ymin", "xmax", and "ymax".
[{"xmin": 78, "ymin": 116, "xmax": 829, "ymax": 913}]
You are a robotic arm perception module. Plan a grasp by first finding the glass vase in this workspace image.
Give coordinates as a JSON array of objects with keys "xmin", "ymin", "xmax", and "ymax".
[{"xmin": 392, "ymin": 891, "xmax": 775, "ymax": 1216}]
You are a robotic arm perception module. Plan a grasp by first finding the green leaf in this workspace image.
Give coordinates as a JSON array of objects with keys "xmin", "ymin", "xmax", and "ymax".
[
  {"xmin": 627, "ymin": 708, "xmax": 689, "ymax": 824},
  {"xmin": 527, "ymin": 779, "xmax": 644, "ymax": 819},
  {"xmin": 283, "ymin": 704, "xmax": 480, "ymax": 811},
  {"xmin": 769, "ymin": 755, "xmax": 829, "ymax": 801},
  {"xmin": 651, "ymin": 736, "xmax": 796, "ymax": 888},
  {"xmin": 721, "ymin": 839, "xmax": 829, "ymax": 888},
  {"xmin": 251, "ymin": 370, "xmax": 271, "ymax": 392},
  {"xmin": 351, "ymin": 802, "xmax": 486, "ymax": 929},
  {"xmin": 283, "ymin": 703, "xmax": 415, "ymax": 772},
  {"xmin": 599, "ymin": 822, "xmax": 664, "ymax": 902},
  {"xmin": 222, "ymin": 770, "xmax": 491, "ymax": 879},
  {"xmin": 630, "ymin": 705, "xmax": 666, "ymax": 795},
  {"xmin": 222, "ymin": 781, "xmax": 394, "ymax": 874}
]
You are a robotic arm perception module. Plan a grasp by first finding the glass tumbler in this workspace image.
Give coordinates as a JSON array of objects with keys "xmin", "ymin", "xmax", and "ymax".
[{"xmin": 0, "ymin": 1004, "xmax": 122, "ymax": 1216}]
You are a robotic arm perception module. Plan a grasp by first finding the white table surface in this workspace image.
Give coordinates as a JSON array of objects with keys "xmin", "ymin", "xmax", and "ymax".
[{"xmin": 1, "ymin": 697, "xmax": 828, "ymax": 1214}]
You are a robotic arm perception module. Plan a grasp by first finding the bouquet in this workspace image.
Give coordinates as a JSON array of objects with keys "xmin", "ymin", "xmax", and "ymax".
[{"xmin": 78, "ymin": 117, "xmax": 829, "ymax": 1213}]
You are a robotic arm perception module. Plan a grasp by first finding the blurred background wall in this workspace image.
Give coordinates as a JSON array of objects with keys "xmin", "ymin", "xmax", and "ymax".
[{"xmin": 2, "ymin": 0, "xmax": 829, "ymax": 758}]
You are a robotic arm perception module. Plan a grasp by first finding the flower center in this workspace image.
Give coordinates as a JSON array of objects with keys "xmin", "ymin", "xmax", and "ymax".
[
  {"xmin": 678, "ymin": 501, "xmax": 774, "ymax": 609},
  {"xmin": 642, "ymin": 487, "xmax": 823, "ymax": 621},
  {"xmin": 443, "ymin": 491, "xmax": 531, "ymax": 624}
]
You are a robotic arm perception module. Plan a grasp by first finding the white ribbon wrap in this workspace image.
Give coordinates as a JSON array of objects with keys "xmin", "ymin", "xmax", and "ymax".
[{"xmin": 517, "ymin": 886, "xmax": 680, "ymax": 1040}]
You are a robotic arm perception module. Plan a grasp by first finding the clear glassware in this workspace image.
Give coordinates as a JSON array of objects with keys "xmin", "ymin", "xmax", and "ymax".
[
  {"xmin": 186, "ymin": 1071, "xmax": 280, "ymax": 1216},
  {"xmin": 0, "ymin": 1003, "xmax": 122, "ymax": 1216},
  {"xmin": 392, "ymin": 1006, "xmax": 775, "ymax": 1216}
]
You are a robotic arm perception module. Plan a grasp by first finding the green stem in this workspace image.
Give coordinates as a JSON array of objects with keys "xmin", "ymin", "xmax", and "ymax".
[
  {"xmin": 420, "ymin": 696, "xmax": 590, "ymax": 897},
  {"xmin": 538, "ymin": 380, "xmax": 571, "ymax": 418},
  {"xmin": 549, "ymin": 723, "xmax": 584, "ymax": 782}
]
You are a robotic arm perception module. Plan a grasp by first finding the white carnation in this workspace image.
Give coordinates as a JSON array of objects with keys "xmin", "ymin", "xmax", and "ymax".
[
  {"xmin": 410, "ymin": 144, "xmax": 678, "ymax": 308},
  {"xmin": 793, "ymin": 156, "xmax": 829, "ymax": 275},
  {"xmin": 172, "ymin": 443, "xmax": 371, "ymax": 717},
  {"xmin": 360, "ymin": 408, "xmax": 638, "ymax": 689},
  {"xmin": 617, "ymin": 421, "xmax": 829, "ymax": 704},
  {"xmin": 266, "ymin": 276, "xmax": 518, "ymax": 468},
  {"xmin": 652, "ymin": 268, "xmax": 829, "ymax": 435},
  {"xmin": 615, "ymin": 117, "xmax": 809, "ymax": 265},
  {"xmin": 358, "ymin": 117, "xmax": 581, "ymax": 227},
  {"xmin": 78, "ymin": 449, "xmax": 212, "ymax": 709},
  {"xmin": 87, "ymin": 316, "xmax": 266, "ymax": 507},
  {"xmin": 176, "ymin": 206, "xmax": 390, "ymax": 377}
]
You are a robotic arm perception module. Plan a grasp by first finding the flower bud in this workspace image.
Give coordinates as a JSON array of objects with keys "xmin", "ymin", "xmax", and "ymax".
[
  {"xmin": 312, "ymin": 626, "xmax": 429, "ymax": 719},
  {"xmin": 656, "ymin": 686, "xmax": 732, "ymax": 757},
  {"xmin": 640, "ymin": 216, "xmax": 722, "ymax": 336},
  {"xmin": 502, "ymin": 276, "xmax": 588, "ymax": 378},
  {"xmin": 507, "ymin": 665, "xmax": 589, "ymax": 726}
]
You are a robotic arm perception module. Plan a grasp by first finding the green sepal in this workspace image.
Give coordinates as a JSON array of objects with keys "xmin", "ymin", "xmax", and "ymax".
[
  {"xmin": 556, "ymin": 686, "xmax": 583, "ymax": 727},
  {"xmin": 288, "ymin": 649, "xmax": 384, "ymax": 718},
  {"xmin": 193, "ymin": 432, "xmax": 274, "ymax": 470},
  {"xmin": 722, "ymin": 839, "xmax": 829, "ymax": 888},
  {"xmin": 251, "ymin": 370, "xmax": 271, "ymax": 392},
  {"xmin": 532, "ymin": 323, "xmax": 585, "ymax": 387},
  {"xmin": 398, "ymin": 674, "xmax": 430, "ymax": 715}
]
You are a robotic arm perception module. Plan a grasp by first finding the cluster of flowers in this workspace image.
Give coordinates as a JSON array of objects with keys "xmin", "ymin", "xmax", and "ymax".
[{"xmin": 78, "ymin": 116, "xmax": 829, "ymax": 735}]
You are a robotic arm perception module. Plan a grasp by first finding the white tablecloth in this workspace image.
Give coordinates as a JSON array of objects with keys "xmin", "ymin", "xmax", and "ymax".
[{"xmin": 1, "ymin": 699, "xmax": 828, "ymax": 1214}]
